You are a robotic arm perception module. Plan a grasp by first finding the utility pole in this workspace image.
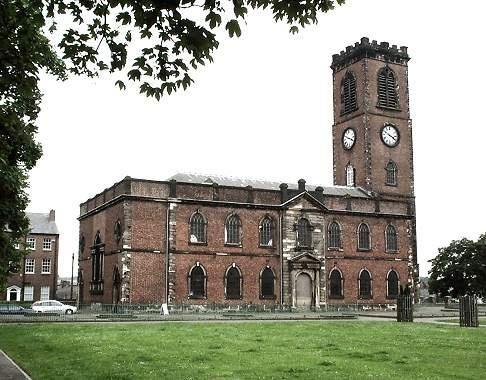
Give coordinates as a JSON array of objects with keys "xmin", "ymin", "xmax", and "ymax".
[{"xmin": 70, "ymin": 252, "xmax": 74, "ymax": 300}]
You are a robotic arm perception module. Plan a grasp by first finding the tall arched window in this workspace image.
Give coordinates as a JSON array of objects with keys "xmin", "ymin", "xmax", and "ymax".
[
  {"xmin": 329, "ymin": 269, "xmax": 343, "ymax": 299},
  {"xmin": 359, "ymin": 269, "xmax": 372, "ymax": 299},
  {"xmin": 385, "ymin": 224, "xmax": 398, "ymax": 252},
  {"xmin": 225, "ymin": 264, "xmax": 242, "ymax": 299},
  {"xmin": 346, "ymin": 164, "xmax": 355, "ymax": 187},
  {"xmin": 297, "ymin": 218, "xmax": 312, "ymax": 248},
  {"xmin": 90, "ymin": 231, "xmax": 104, "ymax": 294},
  {"xmin": 189, "ymin": 212, "xmax": 206, "ymax": 243},
  {"xmin": 387, "ymin": 270, "xmax": 399, "ymax": 299},
  {"xmin": 328, "ymin": 222, "xmax": 341, "ymax": 250},
  {"xmin": 259, "ymin": 217, "xmax": 273, "ymax": 247},
  {"xmin": 260, "ymin": 267, "xmax": 275, "ymax": 299},
  {"xmin": 341, "ymin": 71, "xmax": 358, "ymax": 115},
  {"xmin": 225, "ymin": 214, "xmax": 241, "ymax": 245},
  {"xmin": 188, "ymin": 263, "xmax": 206, "ymax": 298},
  {"xmin": 385, "ymin": 161, "xmax": 397, "ymax": 186},
  {"xmin": 377, "ymin": 66, "xmax": 399, "ymax": 109},
  {"xmin": 357, "ymin": 223, "xmax": 371, "ymax": 250}
]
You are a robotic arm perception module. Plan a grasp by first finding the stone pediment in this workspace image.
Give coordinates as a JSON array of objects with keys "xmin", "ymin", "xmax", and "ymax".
[
  {"xmin": 289, "ymin": 252, "xmax": 322, "ymax": 270},
  {"xmin": 281, "ymin": 192, "xmax": 327, "ymax": 212}
]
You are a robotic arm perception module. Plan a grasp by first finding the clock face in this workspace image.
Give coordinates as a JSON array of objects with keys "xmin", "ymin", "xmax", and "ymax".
[
  {"xmin": 342, "ymin": 128, "xmax": 356, "ymax": 150},
  {"xmin": 381, "ymin": 124, "xmax": 400, "ymax": 147}
]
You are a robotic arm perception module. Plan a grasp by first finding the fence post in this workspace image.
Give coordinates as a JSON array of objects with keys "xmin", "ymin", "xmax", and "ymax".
[
  {"xmin": 397, "ymin": 295, "xmax": 413, "ymax": 322},
  {"xmin": 459, "ymin": 296, "xmax": 478, "ymax": 327}
]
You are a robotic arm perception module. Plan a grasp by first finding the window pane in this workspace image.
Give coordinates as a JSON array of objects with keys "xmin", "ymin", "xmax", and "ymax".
[
  {"xmin": 190, "ymin": 266, "xmax": 205, "ymax": 297},
  {"xmin": 359, "ymin": 271, "xmax": 371, "ymax": 298},
  {"xmin": 330, "ymin": 270, "xmax": 342, "ymax": 297},
  {"xmin": 25, "ymin": 259, "xmax": 35, "ymax": 274},
  {"xmin": 261, "ymin": 268, "xmax": 274, "ymax": 298},
  {"xmin": 260, "ymin": 218, "xmax": 272, "ymax": 246},
  {"xmin": 388, "ymin": 271, "xmax": 399, "ymax": 298},
  {"xmin": 328, "ymin": 222, "xmax": 341, "ymax": 249},
  {"xmin": 43, "ymin": 238, "xmax": 52, "ymax": 250},
  {"xmin": 190, "ymin": 213, "xmax": 206, "ymax": 243},
  {"xmin": 40, "ymin": 286, "xmax": 50, "ymax": 301},
  {"xmin": 226, "ymin": 267, "xmax": 241, "ymax": 299},
  {"xmin": 23, "ymin": 286, "xmax": 34, "ymax": 301}
]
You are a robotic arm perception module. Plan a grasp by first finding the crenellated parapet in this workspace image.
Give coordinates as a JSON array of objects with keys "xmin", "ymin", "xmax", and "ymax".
[{"xmin": 331, "ymin": 37, "xmax": 410, "ymax": 71}]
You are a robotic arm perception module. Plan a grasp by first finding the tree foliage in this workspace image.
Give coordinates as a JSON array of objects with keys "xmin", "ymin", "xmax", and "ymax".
[
  {"xmin": 0, "ymin": 0, "xmax": 344, "ymax": 291},
  {"xmin": 47, "ymin": 0, "xmax": 344, "ymax": 99},
  {"xmin": 428, "ymin": 235, "xmax": 486, "ymax": 298}
]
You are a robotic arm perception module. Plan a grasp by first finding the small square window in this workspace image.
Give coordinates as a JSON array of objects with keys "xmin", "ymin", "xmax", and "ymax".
[
  {"xmin": 25, "ymin": 258, "xmax": 35, "ymax": 274},
  {"xmin": 26, "ymin": 237, "xmax": 36, "ymax": 250},
  {"xmin": 42, "ymin": 258, "xmax": 51, "ymax": 274},
  {"xmin": 43, "ymin": 238, "xmax": 52, "ymax": 251}
]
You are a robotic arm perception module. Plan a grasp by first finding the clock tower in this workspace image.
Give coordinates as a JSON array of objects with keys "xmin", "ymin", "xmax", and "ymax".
[{"xmin": 331, "ymin": 37, "xmax": 414, "ymax": 201}]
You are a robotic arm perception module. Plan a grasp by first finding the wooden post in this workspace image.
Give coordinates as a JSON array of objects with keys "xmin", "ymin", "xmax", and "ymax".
[
  {"xmin": 397, "ymin": 295, "xmax": 413, "ymax": 322},
  {"xmin": 459, "ymin": 296, "xmax": 478, "ymax": 327}
]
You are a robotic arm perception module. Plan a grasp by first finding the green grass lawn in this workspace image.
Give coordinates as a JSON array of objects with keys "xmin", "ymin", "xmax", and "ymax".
[{"xmin": 1, "ymin": 321, "xmax": 485, "ymax": 379}]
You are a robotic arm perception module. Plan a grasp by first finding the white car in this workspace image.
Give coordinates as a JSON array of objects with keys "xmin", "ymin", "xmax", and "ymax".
[{"xmin": 32, "ymin": 300, "xmax": 77, "ymax": 314}]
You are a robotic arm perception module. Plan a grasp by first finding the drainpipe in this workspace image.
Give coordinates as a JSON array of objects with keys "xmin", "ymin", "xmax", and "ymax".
[{"xmin": 165, "ymin": 205, "xmax": 170, "ymax": 304}]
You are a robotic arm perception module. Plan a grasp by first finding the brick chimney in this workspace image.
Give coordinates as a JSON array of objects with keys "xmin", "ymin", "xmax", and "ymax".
[
  {"xmin": 298, "ymin": 179, "xmax": 306, "ymax": 192},
  {"xmin": 48, "ymin": 209, "xmax": 55, "ymax": 222}
]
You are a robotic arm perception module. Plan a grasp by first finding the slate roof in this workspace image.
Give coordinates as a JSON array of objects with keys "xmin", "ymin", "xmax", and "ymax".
[
  {"xmin": 27, "ymin": 213, "xmax": 59, "ymax": 235},
  {"xmin": 168, "ymin": 173, "xmax": 370, "ymax": 198}
]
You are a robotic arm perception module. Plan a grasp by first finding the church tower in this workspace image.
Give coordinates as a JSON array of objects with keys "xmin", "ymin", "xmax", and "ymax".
[{"xmin": 331, "ymin": 37, "xmax": 414, "ymax": 200}]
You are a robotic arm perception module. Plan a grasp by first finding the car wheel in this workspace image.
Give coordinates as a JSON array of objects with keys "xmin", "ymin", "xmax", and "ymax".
[{"xmin": 65, "ymin": 309, "xmax": 73, "ymax": 315}]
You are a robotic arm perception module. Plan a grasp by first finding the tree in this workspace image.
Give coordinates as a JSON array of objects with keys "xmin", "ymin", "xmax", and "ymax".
[
  {"xmin": 0, "ymin": 0, "xmax": 345, "ymax": 291},
  {"xmin": 428, "ymin": 235, "xmax": 486, "ymax": 299}
]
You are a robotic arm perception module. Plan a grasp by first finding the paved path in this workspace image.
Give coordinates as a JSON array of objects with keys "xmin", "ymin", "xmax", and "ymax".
[{"xmin": 0, "ymin": 350, "xmax": 31, "ymax": 380}]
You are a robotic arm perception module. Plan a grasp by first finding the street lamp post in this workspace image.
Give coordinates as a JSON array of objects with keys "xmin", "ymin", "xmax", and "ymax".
[{"xmin": 70, "ymin": 252, "xmax": 74, "ymax": 300}]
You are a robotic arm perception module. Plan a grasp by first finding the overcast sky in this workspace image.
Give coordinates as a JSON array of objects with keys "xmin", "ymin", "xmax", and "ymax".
[{"xmin": 29, "ymin": 0, "xmax": 486, "ymax": 277}]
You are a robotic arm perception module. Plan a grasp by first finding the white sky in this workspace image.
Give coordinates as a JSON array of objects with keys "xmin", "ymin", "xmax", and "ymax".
[{"xmin": 29, "ymin": 0, "xmax": 486, "ymax": 277}]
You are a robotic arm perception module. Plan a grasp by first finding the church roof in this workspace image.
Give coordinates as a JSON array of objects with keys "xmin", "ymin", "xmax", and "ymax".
[
  {"xmin": 168, "ymin": 173, "xmax": 370, "ymax": 198},
  {"xmin": 27, "ymin": 212, "xmax": 59, "ymax": 235}
]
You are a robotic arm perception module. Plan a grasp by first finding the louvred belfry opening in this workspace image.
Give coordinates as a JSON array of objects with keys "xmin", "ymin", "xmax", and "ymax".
[
  {"xmin": 378, "ymin": 66, "xmax": 399, "ymax": 109},
  {"xmin": 341, "ymin": 71, "xmax": 358, "ymax": 115}
]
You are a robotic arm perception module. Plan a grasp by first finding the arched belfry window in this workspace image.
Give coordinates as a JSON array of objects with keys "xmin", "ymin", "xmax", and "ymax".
[
  {"xmin": 188, "ymin": 263, "xmax": 206, "ymax": 299},
  {"xmin": 225, "ymin": 264, "xmax": 242, "ymax": 299},
  {"xmin": 328, "ymin": 222, "xmax": 341, "ymax": 250},
  {"xmin": 297, "ymin": 218, "xmax": 312, "ymax": 248},
  {"xmin": 387, "ymin": 270, "xmax": 399, "ymax": 299},
  {"xmin": 259, "ymin": 217, "xmax": 273, "ymax": 247},
  {"xmin": 260, "ymin": 267, "xmax": 275, "ymax": 299},
  {"xmin": 329, "ymin": 269, "xmax": 343, "ymax": 299},
  {"xmin": 345, "ymin": 164, "xmax": 355, "ymax": 187},
  {"xmin": 341, "ymin": 71, "xmax": 358, "ymax": 115},
  {"xmin": 385, "ymin": 224, "xmax": 398, "ymax": 252},
  {"xmin": 385, "ymin": 161, "xmax": 397, "ymax": 186},
  {"xmin": 225, "ymin": 214, "xmax": 241, "ymax": 245},
  {"xmin": 357, "ymin": 223, "xmax": 371, "ymax": 251},
  {"xmin": 359, "ymin": 269, "xmax": 372, "ymax": 299},
  {"xmin": 377, "ymin": 66, "xmax": 399, "ymax": 109},
  {"xmin": 189, "ymin": 211, "xmax": 207, "ymax": 243}
]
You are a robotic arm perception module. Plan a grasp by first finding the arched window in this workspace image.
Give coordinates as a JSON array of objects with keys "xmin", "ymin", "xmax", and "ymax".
[
  {"xmin": 328, "ymin": 221, "xmax": 341, "ymax": 250},
  {"xmin": 341, "ymin": 71, "xmax": 358, "ymax": 115},
  {"xmin": 90, "ymin": 231, "xmax": 104, "ymax": 294},
  {"xmin": 329, "ymin": 269, "xmax": 343, "ymax": 299},
  {"xmin": 225, "ymin": 264, "xmax": 242, "ymax": 299},
  {"xmin": 189, "ymin": 212, "xmax": 206, "ymax": 243},
  {"xmin": 225, "ymin": 214, "xmax": 241, "ymax": 245},
  {"xmin": 387, "ymin": 270, "xmax": 399, "ymax": 299},
  {"xmin": 385, "ymin": 224, "xmax": 398, "ymax": 252},
  {"xmin": 359, "ymin": 269, "xmax": 372, "ymax": 299},
  {"xmin": 385, "ymin": 161, "xmax": 397, "ymax": 186},
  {"xmin": 346, "ymin": 164, "xmax": 355, "ymax": 187},
  {"xmin": 377, "ymin": 66, "xmax": 399, "ymax": 109},
  {"xmin": 260, "ymin": 267, "xmax": 275, "ymax": 299},
  {"xmin": 259, "ymin": 217, "xmax": 273, "ymax": 247},
  {"xmin": 188, "ymin": 263, "xmax": 206, "ymax": 298},
  {"xmin": 297, "ymin": 218, "xmax": 312, "ymax": 248},
  {"xmin": 358, "ymin": 223, "xmax": 371, "ymax": 250}
]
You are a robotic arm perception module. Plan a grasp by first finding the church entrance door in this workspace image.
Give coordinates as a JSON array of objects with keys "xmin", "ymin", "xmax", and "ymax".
[{"xmin": 296, "ymin": 273, "xmax": 313, "ymax": 307}]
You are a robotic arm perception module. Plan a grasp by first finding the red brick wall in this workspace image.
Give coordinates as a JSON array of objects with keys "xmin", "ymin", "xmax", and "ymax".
[{"xmin": 130, "ymin": 252, "xmax": 165, "ymax": 303}]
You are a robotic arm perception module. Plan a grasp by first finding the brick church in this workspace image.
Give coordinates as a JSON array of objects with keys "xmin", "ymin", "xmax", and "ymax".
[{"xmin": 78, "ymin": 37, "xmax": 418, "ymax": 308}]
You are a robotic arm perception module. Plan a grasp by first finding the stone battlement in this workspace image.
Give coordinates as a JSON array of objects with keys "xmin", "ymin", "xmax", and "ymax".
[{"xmin": 331, "ymin": 37, "xmax": 410, "ymax": 71}]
